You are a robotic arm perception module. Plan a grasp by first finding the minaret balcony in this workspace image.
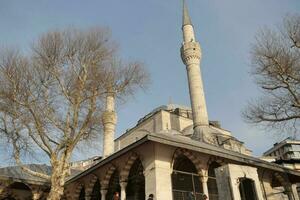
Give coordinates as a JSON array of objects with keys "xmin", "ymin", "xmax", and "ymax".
[{"xmin": 181, "ymin": 42, "xmax": 201, "ymax": 65}]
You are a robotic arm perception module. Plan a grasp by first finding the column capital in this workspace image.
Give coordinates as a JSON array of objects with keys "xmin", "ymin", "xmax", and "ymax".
[
  {"xmin": 120, "ymin": 181, "xmax": 128, "ymax": 188},
  {"xmin": 101, "ymin": 189, "xmax": 108, "ymax": 193},
  {"xmin": 32, "ymin": 190, "xmax": 43, "ymax": 200},
  {"xmin": 200, "ymin": 175, "xmax": 208, "ymax": 183},
  {"xmin": 30, "ymin": 185, "xmax": 45, "ymax": 200}
]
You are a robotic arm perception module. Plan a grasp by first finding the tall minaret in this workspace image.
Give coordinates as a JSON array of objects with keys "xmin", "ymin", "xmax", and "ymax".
[
  {"xmin": 180, "ymin": 0, "xmax": 210, "ymax": 141},
  {"xmin": 102, "ymin": 91, "xmax": 117, "ymax": 157}
]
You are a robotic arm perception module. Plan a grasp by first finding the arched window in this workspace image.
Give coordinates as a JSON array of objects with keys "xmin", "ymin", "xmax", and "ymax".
[
  {"xmin": 172, "ymin": 155, "xmax": 203, "ymax": 200},
  {"xmin": 126, "ymin": 158, "xmax": 145, "ymax": 200},
  {"xmin": 207, "ymin": 162, "xmax": 221, "ymax": 200},
  {"xmin": 239, "ymin": 178, "xmax": 257, "ymax": 200},
  {"xmin": 271, "ymin": 175, "xmax": 289, "ymax": 199},
  {"xmin": 90, "ymin": 179, "xmax": 101, "ymax": 200},
  {"xmin": 106, "ymin": 170, "xmax": 121, "ymax": 200},
  {"xmin": 79, "ymin": 187, "xmax": 85, "ymax": 200}
]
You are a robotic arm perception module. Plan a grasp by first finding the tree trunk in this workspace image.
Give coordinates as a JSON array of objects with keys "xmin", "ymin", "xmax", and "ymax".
[
  {"xmin": 46, "ymin": 166, "xmax": 66, "ymax": 200},
  {"xmin": 47, "ymin": 154, "xmax": 70, "ymax": 200}
]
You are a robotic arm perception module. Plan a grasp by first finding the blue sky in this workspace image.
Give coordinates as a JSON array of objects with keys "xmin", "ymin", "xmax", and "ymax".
[{"xmin": 0, "ymin": 0, "xmax": 300, "ymax": 165}]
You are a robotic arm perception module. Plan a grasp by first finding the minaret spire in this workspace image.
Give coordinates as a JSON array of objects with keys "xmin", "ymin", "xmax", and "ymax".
[
  {"xmin": 181, "ymin": 0, "xmax": 196, "ymax": 43},
  {"xmin": 183, "ymin": 0, "xmax": 192, "ymax": 26},
  {"xmin": 180, "ymin": 0, "xmax": 211, "ymax": 142}
]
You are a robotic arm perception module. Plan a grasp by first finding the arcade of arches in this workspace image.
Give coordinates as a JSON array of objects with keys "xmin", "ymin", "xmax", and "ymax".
[
  {"xmin": 64, "ymin": 149, "xmax": 226, "ymax": 200},
  {"xmin": 63, "ymin": 145, "xmax": 300, "ymax": 200},
  {"xmin": 0, "ymin": 182, "xmax": 46, "ymax": 200},
  {"xmin": 66, "ymin": 157, "xmax": 146, "ymax": 200},
  {"xmin": 2, "ymin": 147, "xmax": 300, "ymax": 200}
]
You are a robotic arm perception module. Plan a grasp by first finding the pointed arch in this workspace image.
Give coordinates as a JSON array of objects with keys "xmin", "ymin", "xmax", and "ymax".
[
  {"xmin": 90, "ymin": 179, "xmax": 101, "ymax": 200},
  {"xmin": 172, "ymin": 150, "xmax": 204, "ymax": 199},
  {"xmin": 0, "ymin": 188, "xmax": 20, "ymax": 200},
  {"xmin": 120, "ymin": 152, "xmax": 140, "ymax": 181},
  {"xmin": 64, "ymin": 188, "xmax": 74, "ymax": 200},
  {"xmin": 273, "ymin": 172, "xmax": 289, "ymax": 187},
  {"xmin": 273, "ymin": 172, "xmax": 293, "ymax": 195},
  {"xmin": 78, "ymin": 186, "xmax": 85, "ymax": 200},
  {"xmin": 7, "ymin": 182, "xmax": 33, "ymax": 200},
  {"xmin": 106, "ymin": 169, "xmax": 120, "ymax": 200},
  {"xmin": 126, "ymin": 158, "xmax": 145, "ymax": 200},
  {"xmin": 84, "ymin": 174, "xmax": 99, "ymax": 197},
  {"xmin": 206, "ymin": 156, "xmax": 226, "ymax": 170},
  {"xmin": 172, "ymin": 148, "xmax": 203, "ymax": 176},
  {"xmin": 101, "ymin": 164, "xmax": 117, "ymax": 188},
  {"xmin": 205, "ymin": 156, "xmax": 225, "ymax": 200},
  {"xmin": 72, "ymin": 182, "xmax": 85, "ymax": 200}
]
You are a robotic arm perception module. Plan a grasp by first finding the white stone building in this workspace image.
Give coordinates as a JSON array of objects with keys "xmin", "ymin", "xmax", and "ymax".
[
  {"xmin": 62, "ymin": 2, "xmax": 300, "ymax": 200},
  {"xmin": 262, "ymin": 138, "xmax": 300, "ymax": 171}
]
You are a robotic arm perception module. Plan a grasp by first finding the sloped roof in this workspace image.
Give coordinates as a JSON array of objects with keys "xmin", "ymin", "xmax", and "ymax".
[
  {"xmin": 0, "ymin": 164, "xmax": 51, "ymax": 185},
  {"xmin": 0, "ymin": 163, "xmax": 85, "ymax": 186}
]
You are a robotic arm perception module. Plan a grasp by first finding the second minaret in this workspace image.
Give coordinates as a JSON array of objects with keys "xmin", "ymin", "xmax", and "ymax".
[{"xmin": 181, "ymin": 1, "xmax": 209, "ymax": 140}]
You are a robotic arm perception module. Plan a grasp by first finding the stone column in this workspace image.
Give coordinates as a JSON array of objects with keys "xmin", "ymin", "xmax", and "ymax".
[
  {"xmin": 100, "ymin": 189, "xmax": 107, "ymax": 200},
  {"xmin": 286, "ymin": 187, "xmax": 295, "ymax": 200},
  {"xmin": 0, "ymin": 185, "xmax": 7, "ymax": 199},
  {"xmin": 85, "ymin": 194, "xmax": 91, "ymax": 200},
  {"xmin": 102, "ymin": 92, "xmax": 117, "ymax": 157},
  {"xmin": 33, "ymin": 193, "xmax": 43, "ymax": 200},
  {"xmin": 285, "ymin": 184, "xmax": 299, "ymax": 200},
  {"xmin": 201, "ymin": 176, "xmax": 209, "ymax": 197},
  {"xmin": 0, "ymin": 186, "xmax": 5, "ymax": 196},
  {"xmin": 31, "ymin": 186, "xmax": 44, "ymax": 200},
  {"xmin": 143, "ymin": 144, "xmax": 173, "ymax": 200},
  {"xmin": 120, "ymin": 181, "xmax": 127, "ymax": 200},
  {"xmin": 292, "ymin": 184, "xmax": 300, "ymax": 200}
]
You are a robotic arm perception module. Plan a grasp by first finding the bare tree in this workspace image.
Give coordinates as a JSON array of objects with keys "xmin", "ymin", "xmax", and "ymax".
[
  {"xmin": 0, "ymin": 28, "xmax": 149, "ymax": 200},
  {"xmin": 243, "ymin": 15, "xmax": 300, "ymax": 135}
]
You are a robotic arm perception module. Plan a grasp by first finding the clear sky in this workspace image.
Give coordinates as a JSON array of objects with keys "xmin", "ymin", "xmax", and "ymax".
[{"xmin": 0, "ymin": 0, "xmax": 300, "ymax": 165}]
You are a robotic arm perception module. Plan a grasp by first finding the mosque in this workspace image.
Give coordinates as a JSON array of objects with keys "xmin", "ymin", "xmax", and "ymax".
[{"xmin": 1, "ymin": 1, "xmax": 300, "ymax": 200}]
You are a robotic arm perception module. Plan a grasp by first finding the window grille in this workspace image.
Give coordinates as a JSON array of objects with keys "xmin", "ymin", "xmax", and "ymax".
[{"xmin": 239, "ymin": 178, "xmax": 257, "ymax": 200}]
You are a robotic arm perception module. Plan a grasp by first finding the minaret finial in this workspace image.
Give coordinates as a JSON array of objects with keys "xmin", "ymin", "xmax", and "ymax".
[{"xmin": 183, "ymin": 0, "xmax": 192, "ymax": 26}]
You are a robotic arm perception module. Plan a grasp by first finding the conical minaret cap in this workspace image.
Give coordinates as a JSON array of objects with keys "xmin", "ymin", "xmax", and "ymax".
[{"xmin": 182, "ymin": 0, "xmax": 192, "ymax": 26}]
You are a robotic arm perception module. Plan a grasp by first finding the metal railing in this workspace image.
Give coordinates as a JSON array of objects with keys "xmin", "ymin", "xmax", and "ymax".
[{"xmin": 173, "ymin": 190, "xmax": 204, "ymax": 200}]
